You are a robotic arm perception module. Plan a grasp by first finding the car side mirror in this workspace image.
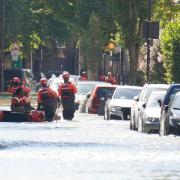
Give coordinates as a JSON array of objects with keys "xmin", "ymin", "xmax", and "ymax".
[
  {"xmin": 87, "ymin": 94, "xmax": 91, "ymax": 98},
  {"xmin": 142, "ymin": 103, "xmax": 146, "ymax": 108},
  {"xmin": 157, "ymin": 99, "xmax": 162, "ymax": 107},
  {"xmin": 164, "ymin": 105, "xmax": 169, "ymax": 113},
  {"xmin": 133, "ymin": 95, "xmax": 139, "ymax": 101},
  {"xmin": 107, "ymin": 94, "xmax": 112, "ymax": 99}
]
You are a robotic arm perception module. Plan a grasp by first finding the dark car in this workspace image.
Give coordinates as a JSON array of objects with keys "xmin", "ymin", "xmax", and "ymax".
[
  {"xmin": 3, "ymin": 68, "xmax": 37, "ymax": 92},
  {"xmin": 160, "ymin": 92, "xmax": 180, "ymax": 135},
  {"xmin": 159, "ymin": 83, "xmax": 180, "ymax": 135}
]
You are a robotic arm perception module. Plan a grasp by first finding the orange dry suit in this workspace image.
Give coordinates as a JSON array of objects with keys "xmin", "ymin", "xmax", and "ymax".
[
  {"xmin": 11, "ymin": 85, "xmax": 31, "ymax": 112},
  {"xmin": 37, "ymin": 87, "xmax": 58, "ymax": 122},
  {"xmin": 58, "ymin": 82, "xmax": 77, "ymax": 120}
]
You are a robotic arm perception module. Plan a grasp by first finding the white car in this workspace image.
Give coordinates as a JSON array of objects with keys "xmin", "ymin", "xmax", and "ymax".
[
  {"xmin": 104, "ymin": 85, "xmax": 142, "ymax": 120},
  {"xmin": 130, "ymin": 84, "xmax": 170, "ymax": 131}
]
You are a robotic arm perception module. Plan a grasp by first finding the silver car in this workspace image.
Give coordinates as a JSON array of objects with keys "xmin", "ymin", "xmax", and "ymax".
[
  {"xmin": 130, "ymin": 84, "xmax": 170, "ymax": 131},
  {"xmin": 104, "ymin": 86, "xmax": 141, "ymax": 120},
  {"xmin": 139, "ymin": 91, "xmax": 166, "ymax": 133}
]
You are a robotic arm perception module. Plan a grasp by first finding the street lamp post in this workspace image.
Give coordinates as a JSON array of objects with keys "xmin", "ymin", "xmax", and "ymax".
[
  {"xmin": 146, "ymin": 0, "xmax": 152, "ymax": 83},
  {"xmin": 0, "ymin": 0, "xmax": 4, "ymax": 92}
]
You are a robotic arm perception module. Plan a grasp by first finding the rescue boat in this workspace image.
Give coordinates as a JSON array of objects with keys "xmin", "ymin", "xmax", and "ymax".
[{"xmin": 0, "ymin": 109, "xmax": 46, "ymax": 122}]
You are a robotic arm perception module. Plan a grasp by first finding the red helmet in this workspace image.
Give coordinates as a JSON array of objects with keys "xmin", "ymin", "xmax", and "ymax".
[
  {"xmin": 13, "ymin": 77, "xmax": 20, "ymax": 83},
  {"xmin": 40, "ymin": 78, "xmax": 48, "ymax": 85},
  {"xmin": 82, "ymin": 71, "xmax": 87, "ymax": 76},
  {"xmin": 107, "ymin": 72, "xmax": 111, "ymax": 77},
  {"xmin": 12, "ymin": 77, "xmax": 21, "ymax": 86},
  {"xmin": 62, "ymin": 71, "xmax": 70, "ymax": 80}
]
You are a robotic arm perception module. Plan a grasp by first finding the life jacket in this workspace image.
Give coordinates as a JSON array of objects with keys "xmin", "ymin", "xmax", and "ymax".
[
  {"xmin": 11, "ymin": 87, "xmax": 27, "ymax": 106},
  {"xmin": 41, "ymin": 88, "xmax": 52, "ymax": 106},
  {"xmin": 61, "ymin": 83, "xmax": 74, "ymax": 98}
]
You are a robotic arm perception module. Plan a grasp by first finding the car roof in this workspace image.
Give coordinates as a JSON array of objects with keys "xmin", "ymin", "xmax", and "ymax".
[
  {"xmin": 150, "ymin": 90, "xmax": 167, "ymax": 95},
  {"xmin": 77, "ymin": 80, "xmax": 111, "ymax": 85},
  {"xmin": 94, "ymin": 84, "xmax": 115, "ymax": 88},
  {"xmin": 116, "ymin": 85, "xmax": 142, "ymax": 90},
  {"xmin": 143, "ymin": 83, "xmax": 170, "ymax": 88}
]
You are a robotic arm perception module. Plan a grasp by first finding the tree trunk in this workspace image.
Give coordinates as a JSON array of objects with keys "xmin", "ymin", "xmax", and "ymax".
[{"xmin": 128, "ymin": 44, "xmax": 139, "ymax": 85}]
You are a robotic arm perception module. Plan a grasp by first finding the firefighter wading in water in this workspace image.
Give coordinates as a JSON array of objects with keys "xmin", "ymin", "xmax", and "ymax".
[
  {"xmin": 37, "ymin": 78, "xmax": 58, "ymax": 122},
  {"xmin": 8, "ymin": 77, "xmax": 31, "ymax": 112},
  {"xmin": 58, "ymin": 71, "xmax": 77, "ymax": 120}
]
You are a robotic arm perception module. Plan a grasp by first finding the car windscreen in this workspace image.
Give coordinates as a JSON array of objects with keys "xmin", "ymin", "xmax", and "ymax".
[
  {"xmin": 96, "ymin": 87, "xmax": 115, "ymax": 98},
  {"xmin": 113, "ymin": 88, "xmax": 141, "ymax": 99},
  {"xmin": 77, "ymin": 84, "xmax": 95, "ymax": 95},
  {"xmin": 146, "ymin": 93, "xmax": 165, "ymax": 108},
  {"xmin": 140, "ymin": 87, "xmax": 168, "ymax": 102},
  {"xmin": 24, "ymin": 71, "xmax": 34, "ymax": 79},
  {"xmin": 172, "ymin": 95, "xmax": 180, "ymax": 109}
]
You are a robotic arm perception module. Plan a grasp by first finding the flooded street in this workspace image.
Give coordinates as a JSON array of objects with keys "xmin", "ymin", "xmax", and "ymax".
[{"xmin": 0, "ymin": 112, "xmax": 180, "ymax": 180}]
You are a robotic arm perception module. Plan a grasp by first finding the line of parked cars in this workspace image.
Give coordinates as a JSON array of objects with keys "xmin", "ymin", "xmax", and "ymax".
[
  {"xmin": 73, "ymin": 80, "xmax": 180, "ymax": 136},
  {"xmin": 129, "ymin": 83, "xmax": 180, "ymax": 136},
  {"xmin": 10, "ymin": 68, "xmax": 178, "ymax": 137}
]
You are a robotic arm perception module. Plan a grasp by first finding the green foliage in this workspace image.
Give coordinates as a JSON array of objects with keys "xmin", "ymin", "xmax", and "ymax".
[
  {"xmin": 161, "ymin": 20, "xmax": 180, "ymax": 83},
  {"xmin": 80, "ymin": 13, "xmax": 105, "ymax": 75},
  {"xmin": 151, "ymin": 62, "xmax": 166, "ymax": 83},
  {"xmin": 153, "ymin": 0, "xmax": 180, "ymax": 28}
]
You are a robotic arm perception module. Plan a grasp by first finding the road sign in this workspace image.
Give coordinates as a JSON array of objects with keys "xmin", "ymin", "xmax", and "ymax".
[{"xmin": 11, "ymin": 43, "xmax": 20, "ymax": 56}]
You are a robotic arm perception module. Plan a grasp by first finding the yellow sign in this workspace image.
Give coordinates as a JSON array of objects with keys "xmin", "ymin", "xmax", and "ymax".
[{"xmin": 108, "ymin": 42, "xmax": 115, "ymax": 50}]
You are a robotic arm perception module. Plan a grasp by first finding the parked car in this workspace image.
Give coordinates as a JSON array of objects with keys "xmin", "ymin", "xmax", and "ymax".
[
  {"xmin": 130, "ymin": 84, "xmax": 170, "ymax": 131},
  {"xmin": 3, "ymin": 68, "xmax": 37, "ymax": 92},
  {"xmin": 138, "ymin": 91, "xmax": 166, "ymax": 133},
  {"xmin": 75, "ymin": 81, "xmax": 111, "ymax": 111},
  {"xmin": 85, "ymin": 84, "xmax": 116, "ymax": 115},
  {"xmin": 159, "ymin": 92, "xmax": 180, "ymax": 135},
  {"xmin": 159, "ymin": 83, "xmax": 180, "ymax": 135},
  {"xmin": 104, "ymin": 86, "xmax": 141, "ymax": 120}
]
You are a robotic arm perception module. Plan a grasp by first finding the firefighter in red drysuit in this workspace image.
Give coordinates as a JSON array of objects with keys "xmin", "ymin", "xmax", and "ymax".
[
  {"xmin": 79, "ymin": 71, "xmax": 88, "ymax": 81},
  {"xmin": 105, "ymin": 72, "xmax": 117, "ymax": 85},
  {"xmin": 10, "ymin": 77, "xmax": 32, "ymax": 112},
  {"xmin": 37, "ymin": 78, "xmax": 58, "ymax": 122},
  {"xmin": 58, "ymin": 71, "xmax": 77, "ymax": 120},
  {"xmin": 99, "ymin": 73, "xmax": 106, "ymax": 81}
]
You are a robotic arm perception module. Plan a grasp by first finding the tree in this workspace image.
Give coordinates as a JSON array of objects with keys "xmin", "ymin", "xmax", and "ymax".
[
  {"xmin": 80, "ymin": 13, "xmax": 105, "ymax": 80},
  {"xmin": 161, "ymin": 20, "xmax": 180, "ymax": 83},
  {"xmin": 107, "ymin": 0, "xmax": 148, "ymax": 84}
]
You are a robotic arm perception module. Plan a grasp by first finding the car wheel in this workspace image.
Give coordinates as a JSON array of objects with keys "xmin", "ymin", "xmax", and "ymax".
[
  {"xmin": 159, "ymin": 118, "xmax": 168, "ymax": 136},
  {"xmin": 107, "ymin": 111, "xmax": 111, "ymax": 120},
  {"xmin": 164, "ymin": 120, "xmax": 170, "ymax": 135},
  {"xmin": 138, "ymin": 118, "xmax": 143, "ymax": 133},
  {"xmin": 131, "ymin": 114, "xmax": 136, "ymax": 130},
  {"xmin": 130, "ymin": 122, "xmax": 132, "ymax": 130},
  {"xmin": 104, "ymin": 110, "xmax": 107, "ymax": 120}
]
